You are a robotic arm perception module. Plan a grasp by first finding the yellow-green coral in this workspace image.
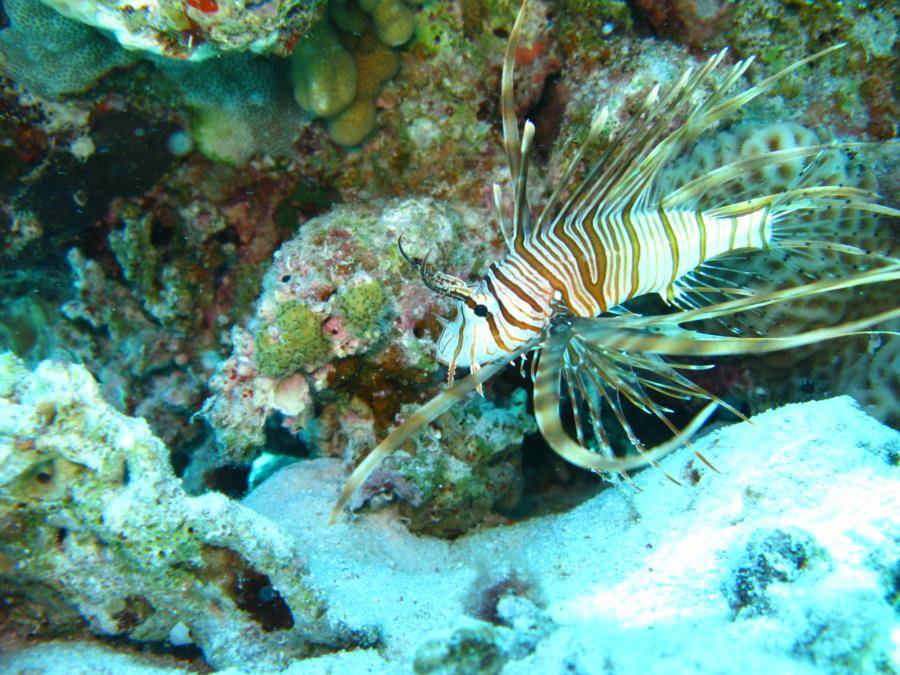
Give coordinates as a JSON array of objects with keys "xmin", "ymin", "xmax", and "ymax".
[
  {"xmin": 351, "ymin": 33, "xmax": 400, "ymax": 100},
  {"xmin": 337, "ymin": 279, "xmax": 386, "ymax": 337},
  {"xmin": 256, "ymin": 301, "xmax": 330, "ymax": 376},
  {"xmin": 290, "ymin": 0, "xmax": 413, "ymax": 147},
  {"xmin": 292, "ymin": 21, "xmax": 359, "ymax": 118},
  {"xmin": 326, "ymin": 99, "xmax": 377, "ymax": 147},
  {"xmin": 368, "ymin": 0, "xmax": 416, "ymax": 47}
]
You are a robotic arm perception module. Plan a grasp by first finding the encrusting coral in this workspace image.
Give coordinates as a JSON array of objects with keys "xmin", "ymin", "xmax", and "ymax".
[
  {"xmin": 159, "ymin": 54, "xmax": 307, "ymax": 165},
  {"xmin": 33, "ymin": 0, "xmax": 327, "ymax": 60},
  {"xmin": 200, "ymin": 198, "xmax": 539, "ymax": 533},
  {"xmin": 0, "ymin": 353, "xmax": 369, "ymax": 668},
  {"xmin": 0, "ymin": 0, "xmax": 138, "ymax": 98}
]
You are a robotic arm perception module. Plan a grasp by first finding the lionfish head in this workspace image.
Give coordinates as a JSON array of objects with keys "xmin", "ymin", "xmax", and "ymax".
[
  {"xmin": 434, "ymin": 280, "xmax": 509, "ymax": 379},
  {"xmin": 399, "ymin": 238, "xmax": 511, "ymax": 381}
]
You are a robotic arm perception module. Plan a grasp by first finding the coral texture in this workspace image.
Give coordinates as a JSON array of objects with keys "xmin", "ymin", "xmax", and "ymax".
[
  {"xmin": 201, "ymin": 197, "xmax": 538, "ymax": 533},
  {"xmin": 36, "ymin": 0, "xmax": 327, "ymax": 60},
  {"xmin": 0, "ymin": 0, "xmax": 137, "ymax": 98},
  {"xmin": 158, "ymin": 54, "xmax": 307, "ymax": 165},
  {"xmin": 291, "ymin": 0, "xmax": 411, "ymax": 147},
  {"xmin": 0, "ymin": 353, "xmax": 367, "ymax": 668}
]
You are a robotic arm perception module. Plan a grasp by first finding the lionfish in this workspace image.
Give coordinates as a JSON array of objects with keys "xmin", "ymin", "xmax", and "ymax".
[{"xmin": 330, "ymin": 1, "xmax": 900, "ymax": 523}]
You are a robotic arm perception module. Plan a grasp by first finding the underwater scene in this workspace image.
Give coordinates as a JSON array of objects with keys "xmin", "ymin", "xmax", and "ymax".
[{"xmin": 1, "ymin": 0, "xmax": 899, "ymax": 672}]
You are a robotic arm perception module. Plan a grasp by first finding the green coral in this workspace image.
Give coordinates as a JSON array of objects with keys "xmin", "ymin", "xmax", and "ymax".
[
  {"xmin": 290, "ymin": 0, "xmax": 413, "ymax": 147},
  {"xmin": 291, "ymin": 21, "xmax": 359, "ymax": 118},
  {"xmin": 336, "ymin": 279, "xmax": 387, "ymax": 338},
  {"xmin": 0, "ymin": 0, "xmax": 137, "ymax": 98},
  {"xmin": 160, "ymin": 54, "xmax": 305, "ymax": 166},
  {"xmin": 256, "ymin": 301, "xmax": 330, "ymax": 376}
]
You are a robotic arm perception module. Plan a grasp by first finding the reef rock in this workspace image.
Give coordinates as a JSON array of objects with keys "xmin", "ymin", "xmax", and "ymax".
[
  {"xmin": 0, "ymin": 353, "xmax": 370, "ymax": 670},
  {"xmin": 35, "ymin": 0, "xmax": 327, "ymax": 60},
  {"xmin": 200, "ymin": 197, "xmax": 538, "ymax": 535},
  {"xmin": 240, "ymin": 395, "xmax": 900, "ymax": 673}
]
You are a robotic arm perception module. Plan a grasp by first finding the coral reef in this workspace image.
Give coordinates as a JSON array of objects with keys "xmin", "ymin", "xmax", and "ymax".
[
  {"xmin": 202, "ymin": 197, "xmax": 492, "ymax": 460},
  {"xmin": 281, "ymin": 0, "xmax": 555, "ymax": 200},
  {"xmin": 0, "ymin": 0, "xmax": 138, "ymax": 98},
  {"xmin": 632, "ymin": 0, "xmax": 735, "ymax": 49},
  {"xmin": 236, "ymin": 396, "xmax": 900, "ymax": 672},
  {"xmin": 0, "ymin": 0, "xmax": 896, "ymax": 667},
  {"xmin": 291, "ymin": 0, "xmax": 410, "ymax": 147},
  {"xmin": 200, "ymin": 197, "xmax": 539, "ymax": 534},
  {"xmin": 0, "ymin": 353, "xmax": 370, "ymax": 668},
  {"xmin": 631, "ymin": 0, "xmax": 900, "ymax": 139},
  {"xmin": 159, "ymin": 54, "xmax": 307, "ymax": 165},
  {"xmin": 349, "ymin": 389, "xmax": 536, "ymax": 537},
  {"xmin": 36, "ymin": 0, "xmax": 327, "ymax": 60}
]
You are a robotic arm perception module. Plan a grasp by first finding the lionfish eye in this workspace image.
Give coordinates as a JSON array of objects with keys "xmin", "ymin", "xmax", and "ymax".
[{"xmin": 473, "ymin": 304, "xmax": 489, "ymax": 317}]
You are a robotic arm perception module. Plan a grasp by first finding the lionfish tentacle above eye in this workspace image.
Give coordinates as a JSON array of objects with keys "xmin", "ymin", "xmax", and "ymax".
[{"xmin": 329, "ymin": 0, "xmax": 900, "ymax": 523}]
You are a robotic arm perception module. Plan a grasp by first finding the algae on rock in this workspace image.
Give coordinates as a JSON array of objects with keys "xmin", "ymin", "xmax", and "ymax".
[{"xmin": 0, "ymin": 353, "xmax": 370, "ymax": 669}]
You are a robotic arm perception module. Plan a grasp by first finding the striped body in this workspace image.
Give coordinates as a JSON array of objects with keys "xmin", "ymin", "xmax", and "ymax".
[
  {"xmin": 329, "ymin": 0, "xmax": 900, "ymax": 524},
  {"xmin": 436, "ymin": 205, "xmax": 771, "ymax": 370}
]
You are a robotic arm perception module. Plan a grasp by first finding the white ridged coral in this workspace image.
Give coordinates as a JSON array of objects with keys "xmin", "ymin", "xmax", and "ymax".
[{"xmin": 0, "ymin": 352, "xmax": 364, "ymax": 668}]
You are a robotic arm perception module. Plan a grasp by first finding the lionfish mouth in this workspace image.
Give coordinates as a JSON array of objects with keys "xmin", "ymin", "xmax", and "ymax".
[
  {"xmin": 398, "ymin": 235, "xmax": 473, "ymax": 303},
  {"xmin": 329, "ymin": 0, "xmax": 900, "ymax": 525}
]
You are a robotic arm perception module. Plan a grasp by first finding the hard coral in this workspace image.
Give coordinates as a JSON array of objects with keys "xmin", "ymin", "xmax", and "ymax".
[
  {"xmin": 0, "ymin": 0, "xmax": 137, "ymax": 98},
  {"xmin": 160, "ymin": 54, "xmax": 306, "ymax": 165},
  {"xmin": 256, "ymin": 301, "xmax": 331, "ymax": 376},
  {"xmin": 0, "ymin": 353, "xmax": 363, "ymax": 669},
  {"xmin": 200, "ymin": 197, "xmax": 540, "ymax": 534},
  {"xmin": 632, "ymin": 0, "xmax": 734, "ymax": 49},
  {"xmin": 203, "ymin": 198, "xmax": 511, "ymax": 452},
  {"xmin": 369, "ymin": 0, "xmax": 416, "ymax": 47},
  {"xmin": 291, "ymin": 0, "xmax": 415, "ymax": 146},
  {"xmin": 353, "ymin": 389, "xmax": 536, "ymax": 537},
  {"xmin": 336, "ymin": 279, "xmax": 387, "ymax": 338},
  {"xmin": 36, "ymin": 0, "xmax": 327, "ymax": 60},
  {"xmin": 292, "ymin": 21, "xmax": 359, "ymax": 118}
]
